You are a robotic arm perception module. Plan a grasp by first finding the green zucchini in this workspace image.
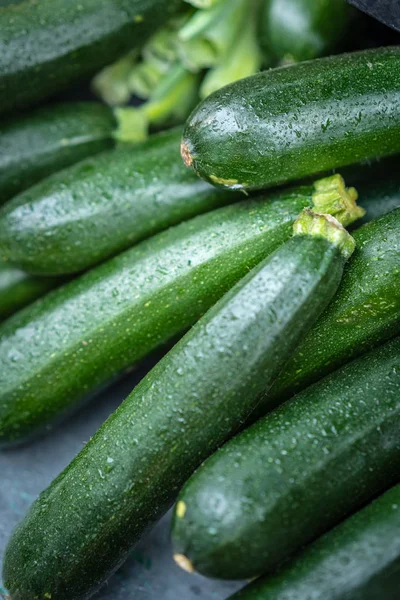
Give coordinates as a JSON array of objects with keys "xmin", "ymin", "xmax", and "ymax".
[
  {"xmin": 171, "ymin": 336, "xmax": 400, "ymax": 580},
  {"xmin": 230, "ymin": 483, "xmax": 400, "ymax": 600},
  {"xmin": 355, "ymin": 175, "xmax": 400, "ymax": 226},
  {"xmin": 0, "ymin": 265, "xmax": 61, "ymax": 321},
  {"xmin": 0, "ymin": 0, "xmax": 182, "ymax": 115},
  {"xmin": 0, "ymin": 174, "xmax": 359, "ymax": 446},
  {"xmin": 2, "ymin": 210, "xmax": 355, "ymax": 600},
  {"xmin": 0, "ymin": 102, "xmax": 130, "ymax": 204},
  {"xmin": 181, "ymin": 47, "xmax": 400, "ymax": 192},
  {"xmin": 261, "ymin": 207, "xmax": 400, "ymax": 413},
  {"xmin": 0, "ymin": 127, "xmax": 235, "ymax": 275},
  {"xmin": 261, "ymin": 0, "xmax": 352, "ymax": 63}
]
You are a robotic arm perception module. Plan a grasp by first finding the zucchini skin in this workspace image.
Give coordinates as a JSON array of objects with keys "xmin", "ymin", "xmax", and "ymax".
[
  {"xmin": 0, "ymin": 128, "xmax": 234, "ymax": 275},
  {"xmin": 171, "ymin": 337, "xmax": 400, "ymax": 580},
  {"xmin": 2, "ymin": 228, "xmax": 348, "ymax": 600},
  {"xmin": 0, "ymin": 102, "xmax": 116, "ymax": 204},
  {"xmin": 0, "ymin": 265, "xmax": 60, "ymax": 321},
  {"xmin": 0, "ymin": 187, "xmax": 313, "ymax": 447},
  {"xmin": 0, "ymin": 0, "xmax": 182, "ymax": 114},
  {"xmin": 231, "ymin": 483, "xmax": 400, "ymax": 600},
  {"xmin": 262, "ymin": 208, "xmax": 400, "ymax": 411},
  {"xmin": 182, "ymin": 47, "xmax": 400, "ymax": 192},
  {"xmin": 262, "ymin": 0, "xmax": 352, "ymax": 62},
  {"xmin": 356, "ymin": 176, "xmax": 400, "ymax": 226}
]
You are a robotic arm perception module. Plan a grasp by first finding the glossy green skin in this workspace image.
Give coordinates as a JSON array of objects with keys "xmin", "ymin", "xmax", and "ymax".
[
  {"xmin": 262, "ymin": 208, "xmax": 400, "ymax": 411},
  {"xmin": 0, "ymin": 265, "xmax": 60, "ymax": 321},
  {"xmin": 171, "ymin": 337, "xmax": 400, "ymax": 580},
  {"xmin": 231, "ymin": 482, "xmax": 400, "ymax": 600},
  {"xmin": 262, "ymin": 0, "xmax": 352, "ymax": 62},
  {"xmin": 0, "ymin": 128, "xmax": 235, "ymax": 275},
  {"xmin": 0, "ymin": 0, "xmax": 182, "ymax": 115},
  {"xmin": 0, "ymin": 102, "xmax": 116, "ymax": 204},
  {"xmin": 183, "ymin": 47, "xmax": 400, "ymax": 192},
  {"xmin": 2, "ymin": 232, "xmax": 345, "ymax": 600},
  {"xmin": 0, "ymin": 187, "xmax": 313, "ymax": 447}
]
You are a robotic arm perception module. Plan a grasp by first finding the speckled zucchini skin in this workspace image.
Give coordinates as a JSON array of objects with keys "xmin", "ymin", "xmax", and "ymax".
[
  {"xmin": 2, "ymin": 225, "xmax": 348, "ymax": 600},
  {"xmin": 0, "ymin": 186, "xmax": 314, "ymax": 447},
  {"xmin": 171, "ymin": 337, "xmax": 400, "ymax": 580},
  {"xmin": 261, "ymin": 208, "xmax": 400, "ymax": 412},
  {"xmin": 0, "ymin": 128, "xmax": 234, "ymax": 275},
  {"xmin": 0, "ymin": 0, "xmax": 182, "ymax": 114},
  {"xmin": 0, "ymin": 265, "xmax": 60, "ymax": 320},
  {"xmin": 182, "ymin": 47, "xmax": 400, "ymax": 192},
  {"xmin": 0, "ymin": 102, "xmax": 116, "ymax": 204},
  {"xmin": 262, "ymin": 0, "xmax": 352, "ymax": 62},
  {"xmin": 231, "ymin": 483, "xmax": 400, "ymax": 600}
]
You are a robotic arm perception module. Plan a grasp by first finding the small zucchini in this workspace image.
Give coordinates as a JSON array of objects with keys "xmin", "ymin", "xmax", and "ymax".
[
  {"xmin": 0, "ymin": 0, "xmax": 181, "ymax": 114},
  {"xmin": 230, "ymin": 483, "xmax": 400, "ymax": 600},
  {"xmin": 171, "ymin": 337, "xmax": 400, "ymax": 580},
  {"xmin": 0, "ymin": 102, "xmax": 140, "ymax": 204},
  {"xmin": 0, "ymin": 128, "xmax": 234, "ymax": 275},
  {"xmin": 0, "ymin": 265, "xmax": 60, "ymax": 321},
  {"xmin": 2, "ymin": 210, "xmax": 355, "ymax": 600},
  {"xmin": 261, "ymin": 0, "xmax": 352, "ymax": 63},
  {"xmin": 182, "ymin": 47, "xmax": 400, "ymax": 192},
  {"xmin": 0, "ymin": 174, "xmax": 359, "ymax": 446}
]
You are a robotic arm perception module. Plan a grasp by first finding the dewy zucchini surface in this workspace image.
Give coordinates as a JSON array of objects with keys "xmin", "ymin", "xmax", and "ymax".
[
  {"xmin": 230, "ymin": 482, "xmax": 400, "ymax": 600},
  {"xmin": 0, "ymin": 0, "xmax": 182, "ymax": 114},
  {"xmin": 0, "ymin": 128, "xmax": 235, "ymax": 275},
  {"xmin": 0, "ymin": 175, "xmax": 357, "ymax": 447},
  {"xmin": 182, "ymin": 47, "xmax": 400, "ymax": 192},
  {"xmin": 171, "ymin": 337, "xmax": 400, "ymax": 580},
  {"xmin": 261, "ymin": 207, "xmax": 400, "ymax": 411},
  {"xmin": 2, "ymin": 210, "xmax": 355, "ymax": 600},
  {"xmin": 0, "ymin": 265, "xmax": 61, "ymax": 321}
]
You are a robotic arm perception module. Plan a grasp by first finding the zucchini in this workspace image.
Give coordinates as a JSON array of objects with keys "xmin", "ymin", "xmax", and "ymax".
[
  {"xmin": 181, "ymin": 47, "xmax": 400, "ymax": 192},
  {"xmin": 171, "ymin": 336, "xmax": 400, "ymax": 580},
  {"xmin": 261, "ymin": 207, "xmax": 400, "ymax": 412},
  {"xmin": 261, "ymin": 0, "xmax": 352, "ymax": 63},
  {"xmin": 0, "ymin": 102, "xmax": 127, "ymax": 204},
  {"xmin": 355, "ymin": 175, "xmax": 400, "ymax": 226},
  {"xmin": 0, "ymin": 265, "xmax": 60, "ymax": 321},
  {"xmin": 0, "ymin": 0, "xmax": 182, "ymax": 115},
  {"xmin": 230, "ymin": 483, "xmax": 400, "ymax": 600},
  {"xmin": 0, "ymin": 127, "xmax": 235, "ymax": 275},
  {"xmin": 0, "ymin": 173, "xmax": 358, "ymax": 446},
  {"xmin": 2, "ymin": 210, "xmax": 355, "ymax": 600}
]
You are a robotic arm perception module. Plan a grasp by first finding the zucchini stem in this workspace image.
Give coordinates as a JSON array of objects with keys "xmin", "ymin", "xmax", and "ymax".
[
  {"xmin": 174, "ymin": 553, "xmax": 196, "ymax": 573},
  {"xmin": 294, "ymin": 209, "xmax": 356, "ymax": 260},
  {"xmin": 312, "ymin": 174, "xmax": 365, "ymax": 227}
]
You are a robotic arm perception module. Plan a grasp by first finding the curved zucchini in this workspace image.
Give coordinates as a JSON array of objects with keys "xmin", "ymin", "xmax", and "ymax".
[
  {"xmin": 261, "ymin": 207, "xmax": 400, "ymax": 412},
  {"xmin": 0, "ymin": 265, "xmax": 61, "ymax": 321},
  {"xmin": 261, "ymin": 0, "xmax": 352, "ymax": 63},
  {"xmin": 0, "ymin": 0, "xmax": 181, "ymax": 114},
  {"xmin": 2, "ymin": 211, "xmax": 354, "ymax": 600},
  {"xmin": 0, "ymin": 128, "xmax": 235, "ymax": 275},
  {"xmin": 171, "ymin": 337, "xmax": 400, "ymax": 580},
  {"xmin": 182, "ymin": 47, "xmax": 400, "ymax": 192},
  {"xmin": 0, "ymin": 102, "xmax": 116, "ymax": 204},
  {"xmin": 0, "ymin": 175, "xmax": 348, "ymax": 447},
  {"xmin": 230, "ymin": 483, "xmax": 400, "ymax": 600}
]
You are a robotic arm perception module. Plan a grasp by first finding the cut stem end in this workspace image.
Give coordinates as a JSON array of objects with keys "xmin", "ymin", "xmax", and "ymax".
[
  {"xmin": 312, "ymin": 174, "xmax": 365, "ymax": 227},
  {"xmin": 181, "ymin": 140, "xmax": 194, "ymax": 168},
  {"xmin": 294, "ymin": 209, "xmax": 356, "ymax": 260}
]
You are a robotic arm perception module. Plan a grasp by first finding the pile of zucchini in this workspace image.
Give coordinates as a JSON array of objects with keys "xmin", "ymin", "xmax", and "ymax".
[{"xmin": 0, "ymin": 1, "xmax": 400, "ymax": 599}]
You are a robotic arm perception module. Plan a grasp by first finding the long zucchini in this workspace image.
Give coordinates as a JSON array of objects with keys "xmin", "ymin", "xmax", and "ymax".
[
  {"xmin": 2, "ymin": 210, "xmax": 355, "ymax": 600},
  {"xmin": 0, "ymin": 265, "xmax": 60, "ymax": 321},
  {"xmin": 0, "ymin": 0, "xmax": 182, "ymax": 114},
  {"xmin": 0, "ymin": 102, "xmax": 143, "ymax": 204},
  {"xmin": 171, "ymin": 337, "xmax": 400, "ymax": 580},
  {"xmin": 230, "ymin": 483, "xmax": 400, "ymax": 600},
  {"xmin": 0, "ymin": 128, "xmax": 235, "ymax": 275},
  {"xmin": 0, "ymin": 174, "xmax": 357, "ymax": 446},
  {"xmin": 181, "ymin": 47, "xmax": 400, "ymax": 192},
  {"xmin": 261, "ymin": 207, "xmax": 400, "ymax": 412}
]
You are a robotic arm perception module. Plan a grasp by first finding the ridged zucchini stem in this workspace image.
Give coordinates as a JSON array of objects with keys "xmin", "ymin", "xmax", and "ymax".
[
  {"xmin": 293, "ymin": 209, "xmax": 356, "ymax": 260},
  {"xmin": 312, "ymin": 174, "xmax": 365, "ymax": 226},
  {"xmin": 112, "ymin": 107, "xmax": 148, "ymax": 143}
]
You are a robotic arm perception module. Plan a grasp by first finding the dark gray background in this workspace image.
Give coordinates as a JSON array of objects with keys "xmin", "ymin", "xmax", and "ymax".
[{"xmin": 0, "ymin": 363, "xmax": 243, "ymax": 600}]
